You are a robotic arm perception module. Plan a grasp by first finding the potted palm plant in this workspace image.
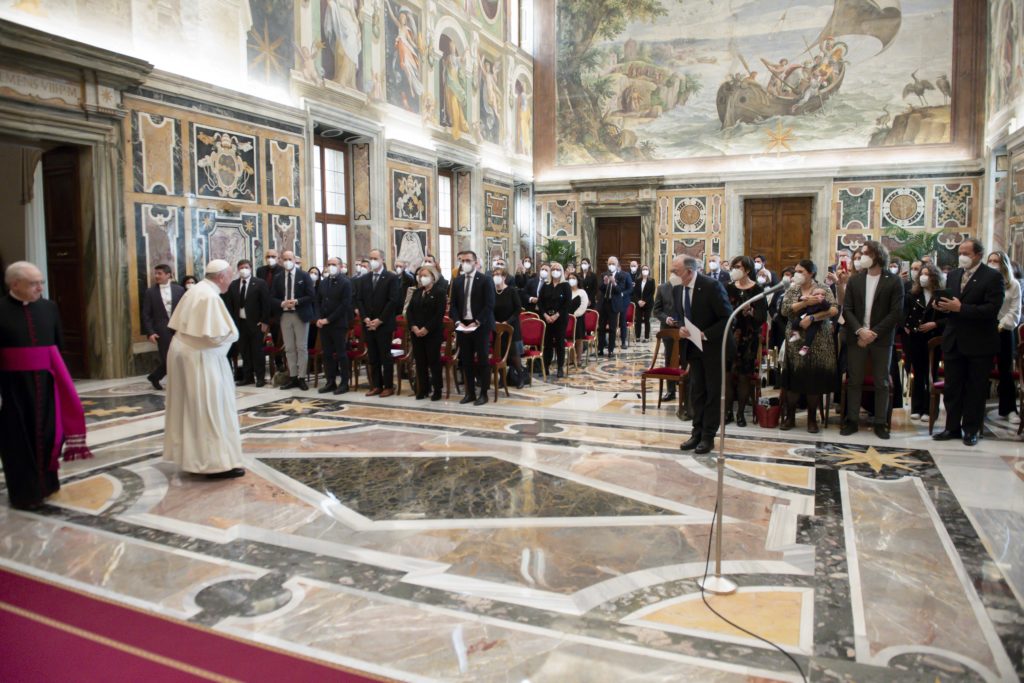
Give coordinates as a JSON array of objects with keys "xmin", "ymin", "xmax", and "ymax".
[
  {"xmin": 540, "ymin": 237, "xmax": 578, "ymax": 266},
  {"xmin": 882, "ymin": 226, "xmax": 943, "ymax": 262}
]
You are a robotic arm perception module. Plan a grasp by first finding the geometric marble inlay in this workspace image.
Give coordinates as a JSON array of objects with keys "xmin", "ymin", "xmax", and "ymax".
[{"xmin": 259, "ymin": 456, "xmax": 677, "ymax": 521}]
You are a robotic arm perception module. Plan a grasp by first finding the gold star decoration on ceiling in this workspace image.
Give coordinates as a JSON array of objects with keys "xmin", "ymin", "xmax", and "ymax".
[
  {"xmin": 272, "ymin": 399, "xmax": 327, "ymax": 414},
  {"xmin": 830, "ymin": 446, "xmax": 920, "ymax": 474},
  {"xmin": 249, "ymin": 20, "xmax": 284, "ymax": 83},
  {"xmin": 764, "ymin": 119, "xmax": 795, "ymax": 156}
]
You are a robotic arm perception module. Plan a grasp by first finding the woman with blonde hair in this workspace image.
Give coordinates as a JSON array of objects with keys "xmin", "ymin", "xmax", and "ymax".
[
  {"xmin": 539, "ymin": 260, "xmax": 572, "ymax": 378},
  {"xmin": 986, "ymin": 250, "xmax": 1021, "ymax": 422}
]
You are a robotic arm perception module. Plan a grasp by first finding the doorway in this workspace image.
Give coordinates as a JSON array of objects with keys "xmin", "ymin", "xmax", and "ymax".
[
  {"xmin": 42, "ymin": 146, "xmax": 89, "ymax": 377},
  {"xmin": 596, "ymin": 216, "xmax": 641, "ymax": 266},
  {"xmin": 743, "ymin": 197, "xmax": 812, "ymax": 272}
]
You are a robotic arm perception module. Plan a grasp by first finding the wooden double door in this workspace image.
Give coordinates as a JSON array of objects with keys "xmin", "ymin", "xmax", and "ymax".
[
  {"xmin": 743, "ymin": 197, "xmax": 812, "ymax": 272},
  {"xmin": 596, "ymin": 216, "xmax": 642, "ymax": 266}
]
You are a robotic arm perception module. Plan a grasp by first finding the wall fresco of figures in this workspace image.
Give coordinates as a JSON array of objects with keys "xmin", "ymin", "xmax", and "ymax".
[
  {"xmin": 988, "ymin": 0, "xmax": 1024, "ymax": 131},
  {"xmin": 123, "ymin": 95, "xmax": 305, "ymax": 340},
  {"xmin": 831, "ymin": 176, "xmax": 981, "ymax": 269},
  {"xmin": 387, "ymin": 155, "xmax": 435, "ymax": 271},
  {"xmin": 554, "ymin": 0, "xmax": 955, "ymax": 165}
]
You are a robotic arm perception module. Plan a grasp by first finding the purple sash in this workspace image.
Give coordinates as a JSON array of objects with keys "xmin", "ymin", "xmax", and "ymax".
[{"xmin": 0, "ymin": 345, "xmax": 93, "ymax": 470}]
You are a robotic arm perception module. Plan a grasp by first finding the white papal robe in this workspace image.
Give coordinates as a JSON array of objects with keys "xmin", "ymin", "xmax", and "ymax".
[{"xmin": 162, "ymin": 279, "xmax": 243, "ymax": 473}]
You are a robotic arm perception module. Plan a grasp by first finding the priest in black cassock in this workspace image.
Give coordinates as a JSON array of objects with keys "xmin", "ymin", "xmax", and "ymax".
[{"xmin": 0, "ymin": 261, "xmax": 92, "ymax": 509}]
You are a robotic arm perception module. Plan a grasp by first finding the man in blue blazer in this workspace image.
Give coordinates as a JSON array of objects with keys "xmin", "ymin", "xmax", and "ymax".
[
  {"xmin": 316, "ymin": 256, "xmax": 353, "ymax": 395},
  {"xmin": 271, "ymin": 250, "xmax": 315, "ymax": 390},
  {"xmin": 596, "ymin": 256, "xmax": 633, "ymax": 357},
  {"xmin": 450, "ymin": 250, "xmax": 496, "ymax": 405}
]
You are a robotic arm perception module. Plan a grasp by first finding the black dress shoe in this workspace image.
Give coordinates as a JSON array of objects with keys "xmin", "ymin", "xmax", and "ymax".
[
  {"xmin": 205, "ymin": 468, "xmax": 245, "ymax": 479},
  {"xmin": 460, "ymin": 394, "xmax": 476, "ymax": 404},
  {"xmin": 333, "ymin": 385, "xmax": 349, "ymax": 395},
  {"xmin": 962, "ymin": 432, "xmax": 979, "ymax": 446},
  {"xmin": 680, "ymin": 434, "xmax": 702, "ymax": 451},
  {"xmin": 297, "ymin": 378, "xmax": 308, "ymax": 391},
  {"xmin": 661, "ymin": 393, "xmax": 676, "ymax": 402},
  {"xmin": 736, "ymin": 414, "xmax": 746, "ymax": 427},
  {"xmin": 431, "ymin": 393, "xmax": 442, "ymax": 401},
  {"xmin": 255, "ymin": 379, "xmax": 266, "ymax": 387},
  {"xmin": 840, "ymin": 422, "xmax": 859, "ymax": 436},
  {"xmin": 557, "ymin": 368, "xmax": 565, "ymax": 378},
  {"xmin": 874, "ymin": 424, "xmax": 890, "ymax": 440},
  {"xmin": 474, "ymin": 395, "xmax": 488, "ymax": 406},
  {"xmin": 694, "ymin": 440, "xmax": 715, "ymax": 455},
  {"xmin": 318, "ymin": 383, "xmax": 338, "ymax": 394},
  {"xmin": 280, "ymin": 378, "xmax": 298, "ymax": 390},
  {"xmin": 933, "ymin": 429, "xmax": 962, "ymax": 441},
  {"xmin": 235, "ymin": 379, "xmax": 254, "ymax": 387},
  {"xmin": 415, "ymin": 393, "xmax": 428, "ymax": 400},
  {"xmin": 724, "ymin": 412, "xmax": 734, "ymax": 425}
]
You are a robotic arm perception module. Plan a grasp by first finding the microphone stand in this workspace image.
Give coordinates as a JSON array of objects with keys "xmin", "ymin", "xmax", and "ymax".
[{"xmin": 698, "ymin": 279, "xmax": 788, "ymax": 595}]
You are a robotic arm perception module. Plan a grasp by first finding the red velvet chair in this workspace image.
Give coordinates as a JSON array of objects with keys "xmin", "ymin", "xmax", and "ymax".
[
  {"xmin": 520, "ymin": 317, "xmax": 546, "ymax": 380},
  {"xmin": 641, "ymin": 329, "xmax": 687, "ymax": 414}
]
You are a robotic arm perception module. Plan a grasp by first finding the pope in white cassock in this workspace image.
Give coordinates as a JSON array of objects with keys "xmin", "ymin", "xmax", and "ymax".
[{"xmin": 163, "ymin": 259, "xmax": 246, "ymax": 479}]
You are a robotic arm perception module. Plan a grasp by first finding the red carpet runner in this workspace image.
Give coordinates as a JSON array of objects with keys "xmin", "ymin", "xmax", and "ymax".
[{"xmin": 0, "ymin": 566, "xmax": 389, "ymax": 682}]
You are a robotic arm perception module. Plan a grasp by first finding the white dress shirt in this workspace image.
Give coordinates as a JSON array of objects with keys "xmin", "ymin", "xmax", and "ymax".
[
  {"xmin": 862, "ymin": 273, "xmax": 880, "ymax": 330},
  {"xmin": 159, "ymin": 282, "xmax": 173, "ymax": 317}
]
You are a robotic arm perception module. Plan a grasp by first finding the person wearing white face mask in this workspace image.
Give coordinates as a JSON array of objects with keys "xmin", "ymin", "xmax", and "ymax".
[
  {"xmin": 406, "ymin": 266, "xmax": 446, "ymax": 400},
  {"xmin": 840, "ymin": 240, "xmax": 904, "ymax": 440},
  {"xmin": 314, "ymin": 257, "xmax": 353, "ymax": 395},
  {"xmin": 539, "ymin": 262, "xmax": 573, "ymax": 378},
  {"xmin": 632, "ymin": 265, "xmax": 655, "ymax": 342},
  {"xmin": 933, "ymin": 239, "xmax": 1005, "ymax": 446},
  {"xmin": 271, "ymin": 250, "xmax": 316, "ymax": 391},
  {"xmin": 597, "ymin": 256, "xmax": 632, "ymax": 357},
  {"xmin": 450, "ymin": 250, "xmax": 496, "ymax": 404},
  {"xmin": 706, "ymin": 256, "xmax": 729, "ymax": 285},
  {"xmin": 354, "ymin": 248, "xmax": 402, "ymax": 397},
  {"xmin": 578, "ymin": 258, "xmax": 598, "ymax": 307},
  {"xmin": 723, "ymin": 256, "xmax": 767, "ymax": 427},
  {"xmin": 524, "ymin": 264, "xmax": 549, "ymax": 315},
  {"xmin": 492, "ymin": 267, "xmax": 527, "ymax": 388},
  {"xmin": 421, "ymin": 254, "xmax": 448, "ymax": 294},
  {"xmin": 903, "ymin": 263, "xmax": 945, "ymax": 421},
  {"xmin": 256, "ymin": 250, "xmax": 286, "ymax": 375},
  {"xmin": 227, "ymin": 259, "xmax": 270, "ymax": 387},
  {"xmin": 780, "ymin": 259, "xmax": 838, "ymax": 433}
]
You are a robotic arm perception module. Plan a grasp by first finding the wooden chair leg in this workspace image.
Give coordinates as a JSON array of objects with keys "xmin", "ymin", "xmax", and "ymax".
[
  {"xmin": 641, "ymin": 378, "xmax": 647, "ymax": 414},
  {"xmin": 656, "ymin": 379, "xmax": 663, "ymax": 409},
  {"xmin": 503, "ymin": 368, "xmax": 510, "ymax": 397}
]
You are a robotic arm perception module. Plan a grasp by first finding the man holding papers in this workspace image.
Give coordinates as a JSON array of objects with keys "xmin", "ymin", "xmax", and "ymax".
[{"xmin": 664, "ymin": 255, "xmax": 734, "ymax": 454}]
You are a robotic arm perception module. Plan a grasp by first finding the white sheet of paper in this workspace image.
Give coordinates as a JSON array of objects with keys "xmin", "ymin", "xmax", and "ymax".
[
  {"xmin": 683, "ymin": 318, "xmax": 703, "ymax": 351},
  {"xmin": 455, "ymin": 322, "xmax": 476, "ymax": 333}
]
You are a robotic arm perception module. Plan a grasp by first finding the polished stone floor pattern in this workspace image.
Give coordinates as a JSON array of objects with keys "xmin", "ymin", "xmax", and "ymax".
[{"xmin": 2, "ymin": 342, "xmax": 1023, "ymax": 682}]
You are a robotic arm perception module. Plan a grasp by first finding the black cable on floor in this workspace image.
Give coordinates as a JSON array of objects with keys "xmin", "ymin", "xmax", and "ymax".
[{"xmin": 700, "ymin": 499, "xmax": 808, "ymax": 683}]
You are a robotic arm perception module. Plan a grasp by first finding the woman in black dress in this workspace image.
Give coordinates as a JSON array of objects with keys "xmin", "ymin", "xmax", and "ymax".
[
  {"xmin": 904, "ymin": 263, "xmax": 945, "ymax": 420},
  {"xmin": 406, "ymin": 266, "xmax": 446, "ymax": 400},
  {"xmin": 306, "ymin": 266, "xmax": 322, "ymax": 353},
  {"xmin": 579, "ymin": 258, "xmax": 598, "ymax": 309},
  {"xmin": 540, "ymin": 261, "xmax": 572, "ymax": 378},
  {"xmin": 493, "ymin": 267, "xmax": 526, "ymax": 388},
  {"xmin": 724, "ymin": 256, "xmax": 767, "ymax": 426},
  {"xmin": 632, "ymin": 264, "xmax": 655, "ymax": 342}
]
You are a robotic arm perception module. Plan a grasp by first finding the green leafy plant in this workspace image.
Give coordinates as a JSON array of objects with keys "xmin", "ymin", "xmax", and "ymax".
[
  {"xmin": 882, "ymin": 226, "xmax": 944, "ymax": 262},
  {"xmin": 540, "ymin": 237, "xmax": 578, "ymax": 266}
]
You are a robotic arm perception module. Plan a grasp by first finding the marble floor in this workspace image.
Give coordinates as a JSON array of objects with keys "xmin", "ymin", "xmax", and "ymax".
[{"xmin": 2, "ymin": 338, "xmax": 1023, "ymax": 682}]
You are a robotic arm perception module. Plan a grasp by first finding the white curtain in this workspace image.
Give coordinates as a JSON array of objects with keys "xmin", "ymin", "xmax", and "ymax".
[{"xmin": 24, "ymin": 159, "xmax": 48, "ymax": 299}]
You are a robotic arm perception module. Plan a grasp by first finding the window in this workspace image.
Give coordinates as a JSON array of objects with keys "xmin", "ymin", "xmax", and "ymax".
[
  {"xmin": 520, "ymin": 0, "xmax": 533, "ymax": 54},
  {"xmin": 438, "ymin": 170, "xmax": 455, "ymax": 272},
  {"xmin": 313, "ymin": 138, "xmax": 351, "ymax": 268},
  {"xmin": 509, "ymin": 0, "xmax": 520, "ymax": 47}
]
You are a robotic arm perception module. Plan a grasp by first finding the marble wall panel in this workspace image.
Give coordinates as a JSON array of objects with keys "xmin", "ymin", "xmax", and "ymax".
[
  {"xmin": 135, "ymin": 203, "xmax": 186, "ymax": 320},
  {"xmin": 192, "ymin": 209, "xmax": 261, "ymax": 276},
  {"xmin": 456, "ymin": 170, "xmax": 472, "ymax": 233},
  {"xmin": 484, "ymin": 186, "xmax": 510, "ymax": 234},
  {"xmin": 132, "ymin": 111, "xmax": 182, "ymax": 195},
  {"xmin": 266, "ymin": 139, "xmax": 300, "ymax": 207},
  {"xmin": 270, "ymin": 214, "xmax": 300, "ymax": 257},
  {"xmin": 351, "ymin": 142, "xmax": 371, "ymax": 220},
  {"xmin": 190, "ymin": 123, "xmax": 259, "ymax": 203}
]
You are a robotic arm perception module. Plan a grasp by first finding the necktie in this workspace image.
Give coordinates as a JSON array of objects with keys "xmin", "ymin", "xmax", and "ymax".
[
  {"xmin": 961, "ymin": 268, "xmax": 971, "ymax": 290},
  {"xmin": 372, "ymin": 273, "xmax": 379, "ymax": 289},
  {"xmin": 464, "ymin": 276, "xmax": 472, "ymax": 319},
  {"xmin": 286, "ymin": 272, "xmax": 293, "ymax": 300},
  {"xmin": 683, "ymin": 285, "xmax": 692, "ymax": 321},
  {"xmin": 240, "ymin": 279, "xmax": 248, "ymax": 302}
]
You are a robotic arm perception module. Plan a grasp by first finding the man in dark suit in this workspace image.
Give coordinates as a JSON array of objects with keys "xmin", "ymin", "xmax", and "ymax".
[
  {"xmin": 840, "ymin": 240, "xmax": 905, "ymax": 439},
  {"xmin": 141, "ymin": 264, "xmax": 185, "ymax": 390},
  {"xmin": 316, "ymin": 256, "xmax": 353, "ymax": 395},
  {"xmin": 228, "ymin": 259, "xmax": 271, "ymax": 387},
  {"xmin": 256, "ymin": 249, "xmax": 285, "ymax": 374},
  {"xmin": 669, "ymin": 255, "xmax": 734, "ymax": 455},
  {"xmin": 934, "ymin": 238, "xmax": 1005, "ymax": 446},
  {"xmin": 521, "ymin": 263, "xmax": 547, "ymax": 314},
  {"xmin": 596, "ymin": 256, "xmax": 633, "ymax": 357},
  {"xmin": 271, "ymin": 250, "xmax": 315, "ymax": 391},
  {"xmin": 355, "ymin": 248, "xmax": 402, "ymax": 397},
  {"xmin": 450, "ymin": 250, "xmax": 496, "ymax": 405},
  {"xmin": 706, "ymin": 255, "xmax": 729, "ymax": 285}
]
